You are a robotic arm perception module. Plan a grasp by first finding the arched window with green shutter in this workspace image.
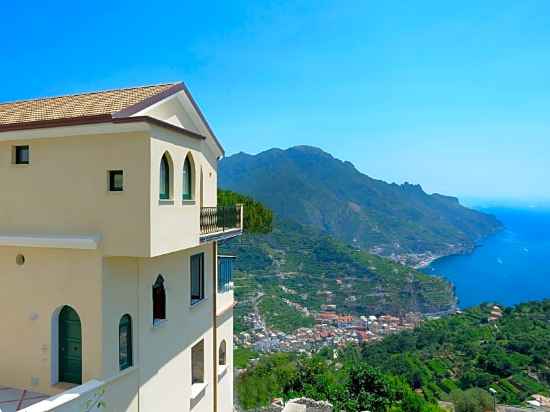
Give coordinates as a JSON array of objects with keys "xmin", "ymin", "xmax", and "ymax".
[
  {"xmin": 160, "ymin": 154, "xmax": 170, "ymax": 200},
  {"xmin": 182, "ymin": 156, "xmax": 193, "ymax": 200},
  {"xmin": 119, "ymin": 314, "xmax": 133, "ymax": 370}
]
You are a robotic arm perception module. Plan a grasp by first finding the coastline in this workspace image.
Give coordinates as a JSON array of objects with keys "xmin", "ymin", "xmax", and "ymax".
[
  {"xmin": 394, "ymin": 245, "xmax": 475, "ymax": 270},
  {"xmin": 414, "ymin": 255, "xmax": 444, "ymax": 270},
  {"xmin": 411, "ymin": 226, "xmax": 505, "ymax": 270},
  {"xmin": 413, "ymin": 244, "xmax": 489, "ymax": 270},
  {"xmin": 412, "ymin": 225, "xmax": 506, "ymax": 312},
  {"xmin": 413, "ymin": 246, "xmax": 473, "ymax": 270}
]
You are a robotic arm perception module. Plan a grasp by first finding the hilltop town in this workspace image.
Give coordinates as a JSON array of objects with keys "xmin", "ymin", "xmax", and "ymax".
[
  {"xmin": 235, "ymin": 304, "xmax": 426, "ymax": 353},
  {"xmin": 235, "ymin": 303, "xmax": 506, "ymax": 355}
]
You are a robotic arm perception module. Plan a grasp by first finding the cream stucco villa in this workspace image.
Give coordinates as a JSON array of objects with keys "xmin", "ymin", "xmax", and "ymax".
[{"xmin": 0, "ymin": 83, "xmax": 242, "ymax": 412}]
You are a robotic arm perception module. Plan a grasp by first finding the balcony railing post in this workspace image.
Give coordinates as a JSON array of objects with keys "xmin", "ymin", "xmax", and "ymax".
[{"xmin": 237, "ymin": 203, "xmax": 243, "ymax": 229}]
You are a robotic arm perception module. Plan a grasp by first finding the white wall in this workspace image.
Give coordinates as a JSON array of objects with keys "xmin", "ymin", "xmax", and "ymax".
[
  {"xmin": 138, "ymin": 95, "xmax": 202, "ymax": 134},
  {"xmin": 0, "ymin": 247, "xmax": 103, "ymax": 395},
  {"xmin": 216, "ymin": 309, "xmax": 234, "ymax": 412},
  {"xmin": 148, "ymin": 128, "xmax": 218, "ymax": 257},
  {"xmin": 136, "ymin": 244, "xmax": 216, "ymax": 412},
  {"xmin": 0, "ymin": 126, "xmax": 219, "ymax": 260},
  {"xmin": 0, "ymin": 133, "xmax": 150, "ymax": 257},
  {"xmin": 4, "ymin": 225, "xmax": 231, "ymax": 412},
  {"xmin": 102, "ymin": 258, "xmax": 140, "ymax": 379},
  {"xmin": 101, "ymin": 244, "xmax": 220, "ymax": 412}
]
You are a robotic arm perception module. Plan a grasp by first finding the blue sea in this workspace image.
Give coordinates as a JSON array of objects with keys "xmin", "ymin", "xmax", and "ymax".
[{"xmin": 425, "ymin": 207, "xmax": 550, "ymax": 309}]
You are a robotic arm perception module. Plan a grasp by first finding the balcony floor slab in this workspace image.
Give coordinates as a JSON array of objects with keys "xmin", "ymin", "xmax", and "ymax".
[{"xmin": 199, "ymin": 228, "xmax": 242, "ymax": 243}]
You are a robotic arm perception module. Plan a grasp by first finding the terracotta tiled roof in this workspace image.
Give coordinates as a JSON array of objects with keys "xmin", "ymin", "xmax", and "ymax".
[
  {"xmin": 0, "ymin": 83, "xmax": 179, "ymax": 126},
  {"xmin": 318, "ymin": 312, "xmax": 338, "ymax": 320}
]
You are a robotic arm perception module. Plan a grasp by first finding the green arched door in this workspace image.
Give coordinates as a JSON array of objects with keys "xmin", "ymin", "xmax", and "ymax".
[{"xmin": 59, "ymin": 306, "xmax": 82, "ymax": 384}]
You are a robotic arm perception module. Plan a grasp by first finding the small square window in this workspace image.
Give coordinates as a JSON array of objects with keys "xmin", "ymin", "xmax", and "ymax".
[
  {"xmin": 14, "ymin": 145, "xmax": 29, "ymax": 164},
  {"xmin": 109, "ymin": 170, "xmax": 124, "ymax": 192}
]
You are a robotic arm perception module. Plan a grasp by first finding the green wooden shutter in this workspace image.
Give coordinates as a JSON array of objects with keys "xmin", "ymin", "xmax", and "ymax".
[
  {"xmin": 160, "ymin": 155, "xmax": 170, "ymax": 199},
  {"xmin": 183, "ymin": 157, "xmax": 192, "ymax": 200},
  {"xmin": 59, "ymin": 306, "xmax": 82, "ymax": 384}
]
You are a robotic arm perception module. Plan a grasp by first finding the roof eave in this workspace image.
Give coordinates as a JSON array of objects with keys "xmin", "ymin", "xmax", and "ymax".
[
  {"xmin": 0, "ymin": 114, "xmax": 113, "ymax": 132},
  {"xmin": 0, "ymin": 115, "xmax": 207, "ymax": 141},
  {"xmin": 114, "ymin": 116, "xmax": 207, "ymax": 140}
]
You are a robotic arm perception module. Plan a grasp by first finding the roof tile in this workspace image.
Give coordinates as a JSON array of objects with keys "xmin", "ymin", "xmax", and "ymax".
[{"xmin": 0, "ymin": 83, "xmax": 178, "ymax": 125}]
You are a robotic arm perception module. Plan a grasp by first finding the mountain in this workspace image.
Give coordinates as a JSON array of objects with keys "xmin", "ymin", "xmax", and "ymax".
[
  {"xmin": 220, "ymin": 146, "xmax": 502, "ymax": 266},
  {"xmin": 222, "ymin": 219, "xmax": 457, "ymax": 334}
]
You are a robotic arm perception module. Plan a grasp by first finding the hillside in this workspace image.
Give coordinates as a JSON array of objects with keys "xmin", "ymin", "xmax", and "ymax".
[
  {"xmin": 359, "ymin": 300, "xmax": 550, "ymax": 405},
  {"xmin": 236, "ymin": 300, "xmax": 550, "ymax": 410},
  {"xmin": 221, "ymin": 219, "xmax": 457, "ymax": 334},
  {"xmin": 220, "ymin": 146, "xmax": 502, "ymax": 266}
]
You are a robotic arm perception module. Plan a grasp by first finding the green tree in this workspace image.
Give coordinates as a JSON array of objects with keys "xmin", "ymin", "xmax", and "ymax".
[
  {"xmin": 450, "ymin": 388, "xmax": 493, "ymax": 412},
  {"xmin": 218, "ymin": 189, "xmax": 273, "ymax": 233},
  {"xmin": 342, "ymin": 364, "xmax": 393, "ymax": 412}
]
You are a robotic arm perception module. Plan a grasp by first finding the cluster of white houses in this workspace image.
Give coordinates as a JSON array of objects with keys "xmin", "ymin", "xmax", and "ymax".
[{"xmin": 0, "ymin": 83, "xmax": 241, "ymax": 412}]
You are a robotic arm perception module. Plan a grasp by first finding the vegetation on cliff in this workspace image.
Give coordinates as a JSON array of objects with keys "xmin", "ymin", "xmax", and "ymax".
[{"xmin": 237, "ymin": 349, "xmax": 446, "ymax": 411}]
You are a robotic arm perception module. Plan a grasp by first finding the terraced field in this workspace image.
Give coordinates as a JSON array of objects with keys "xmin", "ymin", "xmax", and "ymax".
[
  {"xmin": 224, "ymin": 219, "xmax": 457, "ymax": 334},
  {"xmin": 360, "ymin": 301, "xmax": 550, "ymax": 405}
]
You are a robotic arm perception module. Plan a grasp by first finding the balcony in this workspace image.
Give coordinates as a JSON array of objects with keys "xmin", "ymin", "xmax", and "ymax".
[{"xmin": 199, "ymin": 204, "xmax": 243, "ymax": 243}]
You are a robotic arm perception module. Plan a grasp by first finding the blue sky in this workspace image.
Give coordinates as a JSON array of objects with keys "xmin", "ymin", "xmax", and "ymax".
[{"xmin": 2, "ymin": 1, "xmax": 549, "ymax": 201}]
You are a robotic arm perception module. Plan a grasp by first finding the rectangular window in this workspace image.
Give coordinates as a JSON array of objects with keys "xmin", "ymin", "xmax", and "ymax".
[
  {"xmin": 109, "ymin": 170, "xmax": 124, "ymax": 191},
  {"xmin": 14, "ymin": 145, "xmax": 29, "ymax": 164},
  {"xmin": 191, "ymin": 340, "xmax": 204, "ymax": 384},
  {"xmin": 218, "ymin": 255, "xmax": 235, "ymax": 293},
  {"xmin": 191, "ymin": 253, "xmax": 205, "ymax": 304}
]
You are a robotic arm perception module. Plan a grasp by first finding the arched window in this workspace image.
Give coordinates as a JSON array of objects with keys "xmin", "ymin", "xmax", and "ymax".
[
  {"xmin": 182, "ymin": 156, "xmax": 193, "ymax": 200},
  {"xmin": 152, "ymin": 275, "xmax": 166, "ymax": 324},
  {"xmin": 218, "ymin": 340, "xmax": 227, "ymax": 366},
  {"xmin": 160, "ymin": 154, "xmax": 170, "ymax": 200},
  {"xmin": 119, "ymin": 314, "xmax": 133, "ymax": 370}
]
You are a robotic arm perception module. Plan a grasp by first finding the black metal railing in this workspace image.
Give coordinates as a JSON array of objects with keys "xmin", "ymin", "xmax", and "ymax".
[{"xmin": 200, "ymin": 204, "xmax": 243, "ymax": 235}]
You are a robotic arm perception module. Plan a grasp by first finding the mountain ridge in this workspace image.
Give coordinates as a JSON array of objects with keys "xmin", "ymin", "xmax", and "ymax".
[{"xmin": 220, "ymin": 145, "xmax": 502, "ymax": 266}]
